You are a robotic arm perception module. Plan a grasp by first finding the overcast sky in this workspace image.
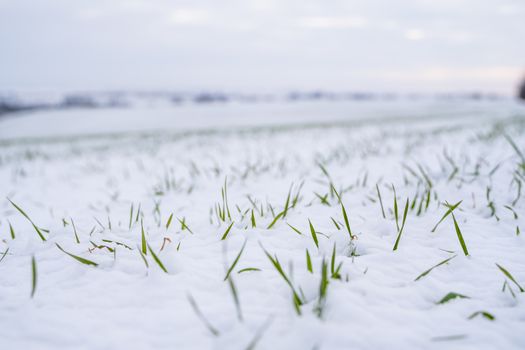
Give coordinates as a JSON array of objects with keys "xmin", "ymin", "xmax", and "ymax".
[{"xmin": 1, "ymin": 0, "xmax": 524, "ymax": 94}]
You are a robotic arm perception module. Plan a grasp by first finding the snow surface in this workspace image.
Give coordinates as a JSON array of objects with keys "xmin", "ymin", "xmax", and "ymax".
[{"xmin": 1, "ymin": 100, "xmax": 525, "ymax": 349}]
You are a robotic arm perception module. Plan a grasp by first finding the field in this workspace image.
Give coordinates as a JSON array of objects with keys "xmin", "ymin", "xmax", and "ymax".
[{"xmin": 1, "ymin": 100, "xmax": 524, "ymax": 349}]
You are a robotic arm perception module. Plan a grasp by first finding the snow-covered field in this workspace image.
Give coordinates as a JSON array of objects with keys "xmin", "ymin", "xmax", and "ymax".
[{"xmin": 1, "ymin": 100, "xmax": 524, "ymax": 349}]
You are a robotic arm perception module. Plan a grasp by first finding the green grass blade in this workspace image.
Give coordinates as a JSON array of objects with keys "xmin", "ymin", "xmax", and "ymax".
[
  {"xmin": 141, "ymin": 220, "xmax": 147, "ymax": 255},
  {"xmin": 452, "ymin": 213, "xmax": 469, "ymax": 256},
  {"xmin": 237, "ymin": 267, "xmax": 261, "ymax": 274},
  {"xmin": 393, "ymin": 198, "xmax": 409, "ymax": 251},
  {"xmin": 220, "ymin": 222, "xmax": 235, "ymax": 240},
  {"xmin": 8, "ymin": 198, "xmax": 46, "ymax": 241},
  {"xmin": 137, "ymin": 245, "xmax": 149, "ymax": 268},
  {"xmin": 376, "ymin": 184, "xmax": 386, "ymax": 218},
  {"xmin": 187, "ymin": 294, "xmax": 220, "ymax": 336},
  {"xmin": 468, "ymin": 311, "xmax": 495, "ymax": 321},
  {"xmin": 9, "ymin": 221, "xmax": 15, "ymax": 239},
  {"xmin": 227, "ymin": 277, "xmax": 243, "ymax": 321},
  {"xmin": 431, "ymin": 200, "xmax": 462, "ymax": 232},
  {"xmin": 0, "ymin": 248, "xmax": 9, "ymax": 263},
  {"xmin": 415, "ymin": 255, "xmax": 457, "ymax": 281},
  {"xmin": 306, "ymin": 249, "xmax": 313, "ymax": 273},
  {"xmin": 71, "ymin": 218, "xmax": 80, "ymax": 244},
  {"xmin": 147, "ymin": 244, "xmax": 168, "ymax": 273},
  {"xmin": 55, "ymin": 243, "xmax": 98, "ymax": 266},
  {"xmin": 437, "ymin": 292, "xmax": 469, "ymax": 304},
  {"xmin": 31, "ymin": 255, "xmax": 37, "ymax": 298},
  {"xmin": 166, "ymin": 213, "xmax": 173, "ymax": 229},
  {"xmin": 287, "ymin": 223, "xmax": 303, "ymax": 235},
  {"xmin": 224, "ymin": 240, "xmax": 247, "ymax": 281},
  {"xmin": 267, "ymin": 211, "xmax": 284, "ymax": 229},
  {"xmin": 309, "ymin": 219, "xmax": 319, "ymax": 248},
  {"xmin": 496, "ymin": 263, "xmax": 524, "ymax": 292}
]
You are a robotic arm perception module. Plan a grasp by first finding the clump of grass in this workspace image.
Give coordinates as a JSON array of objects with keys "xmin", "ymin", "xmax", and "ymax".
[
  {"xmin": 187, "ymin": 294, "xmax": 219, "ymax": 336},
  {"xmin": 496, "ymin": 263, "xmax": 524, "ymax": 292},
  {"xmin": 7, "ymin": 198, "xmax": 47, "ymax": 242},
  {"xmin": 31, "ymin": 255, "xmax": 37, "ymax": 298},
  {"xmin": 415, "ymin": 255, "xmax": 457, "ymax": 281},
  {"xmin": 55, "ymin": 243, "xmax": 98, "ymax": 266},
  {"xmin": 437, "ymin": 292, "xmax": 469, "ymax": 304}
]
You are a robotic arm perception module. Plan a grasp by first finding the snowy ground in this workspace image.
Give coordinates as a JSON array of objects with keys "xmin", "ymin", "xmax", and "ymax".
[{"xmin": 1, "ymin": 100, "xmax": 525, "ymax": 349}]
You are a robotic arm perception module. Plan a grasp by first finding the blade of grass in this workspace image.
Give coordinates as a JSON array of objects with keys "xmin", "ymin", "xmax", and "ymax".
[
  {"xmin": 7, "ymin": 198, "xmax": 46, "ymax": 241},
  {"xmin": 141, "ymin": 219, "xmax": 147, "ymax": 255},
  {"xmin": 56, "ymin": 243, "xmax": 98, "ymax": 266},
  {"xmin": 496, "ymin": 263, "xmax": 524, "ymax": 292},
  {"xmin": 468, "ymin": 311, "xmax": 495, "ymax": 321},
  {"xmin": 287, "ymin": 223, "xmax": 303, "ymax": 235},
  {"xmin": 415, "ymin": 255, "xmax": 457, "ymax": 281},
  {"xmin": 376, "ymin": 184, "xmax": 386, "ymax": 219},
  {"xmin": 437, "ymin": 292, "xmax": 469, "ymax": 304},
  {"xmin": 228, "ymin": 277, "xmax": 243, "ymax": 321},
  {"xmin": 0, "ymin": 248, "xmax": 9, "ymax": 263},
  {"xmin": 31, "ymin": 255, "xmax": 37, "ymax": 298},
  {"xmin": 9, "ymin": 221, "xmax": 15, "ymax": 239},
  {"xmin": 309, "ymin": 219, "xmax": 319, "ymax": 248},
  {"xmin": 187, "ymin": 294, "xmax": 219, "ymax": 336},
  {"xmin": 393, "ymin": 198, "xmax": 409, "ymax": 251},
  {"xmin": 147, "ymin": 244, "xmax": 168, "ymax": 273},
  {"xmin": 431, "ymin": 200, "xmax": 462, "ymax": 232},
  {"xmin": 166, "ymin": 213, "xmax": 174, "ymax": 229},
  {"xmin": 224, "ymin": 240, "xmax": 247, "ymax": 281},
  {"xmin": 452, "ymin": 213, "xmax": 469, "ymax": 256},
  {"xmin": 267, "ymin": 211, "xmax": 284, "ymax": 229},
  {"xmin": 220, "ymin": 221, "xmax": 235, "ymax": 240},
  {"xmin": 71, "ymin": 218, "xmax": 80, "ymax": 244},
  {"xmin": 306, "ymin": 249, "xmax": 313, "ymax": 273}
]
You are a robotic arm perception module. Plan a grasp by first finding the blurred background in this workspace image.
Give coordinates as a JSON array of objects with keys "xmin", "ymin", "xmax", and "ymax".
[{"xmin": 0, "ymin": 0, "xmax": 524, "ymax": 137}]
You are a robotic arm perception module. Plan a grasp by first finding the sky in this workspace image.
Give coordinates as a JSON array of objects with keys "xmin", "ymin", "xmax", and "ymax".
[{"xmin": 0, "ymin": 0, "xmax": 524, "ymax": 94}]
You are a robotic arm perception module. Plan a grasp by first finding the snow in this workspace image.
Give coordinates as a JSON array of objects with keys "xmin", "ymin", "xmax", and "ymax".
[{"xmin": 0, "ymin": 99, "xmax": 524, "ymax": 349}]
